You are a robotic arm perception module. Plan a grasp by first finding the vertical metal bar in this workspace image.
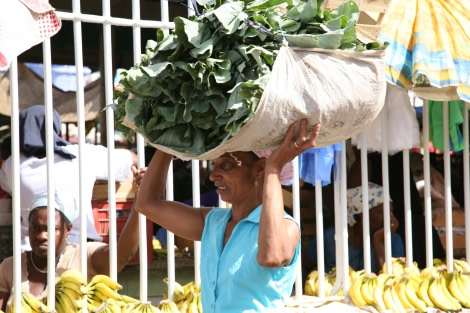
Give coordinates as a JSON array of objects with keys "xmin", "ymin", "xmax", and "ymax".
[
  {"xmin": 380, "ymin": 108, "xmax": 392, "ymax": 274},
  {"xmin": 71, "ymin": 0, "xmax": 89, "ymax": 276},
  {"xmin": 442, "ymin": 101, "xmax": 453, "ymax": 271},
  {"xmin": 166, "ymin": 161, "xmax": 176, "ymax": 300},
  {"xmin": 191, "ymin": 160, "xmax": 202, "ymax": 286},
  {"xmin": 339, "ymin": 143, "xmax": 349, "ymax": 293},
  {"xmin": 10, "ymin": 59, "xmax": 22, "ymax": 313},
  {"xmin": 129, "ymin": 0, "xmax": 149, "ymax": 302},
  {"xmin": 422, "ymin": 99, "xmax": 433, "ymax": 267},
  {"xmin": 102, "ymin": 0, "xmax": 118, "ymax": 280},
  {"xmin": 42, "ymin": 38, "xmax": 58, "ymax": 308},
  {"xmin": 292, "ymin": 157, "xmax": 302, "ymax": 298},
  {"xmin": 402, "ymin": 149, "xmax": 414, "ymax": 268},
  {"xmin": 464, "ymin": 102, "xmax": 470, "ymax": 262},
  {"xmin": 315, "ymin": 152, "xmax": 325, "ymax": 297},
  {"xmin": 359, "ymin": 132, "xmax": 371, "ymax": 274}
]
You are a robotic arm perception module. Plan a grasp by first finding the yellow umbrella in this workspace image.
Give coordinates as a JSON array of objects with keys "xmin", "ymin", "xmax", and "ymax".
[{"xmin": 378, "ymin": 0, "xmax": 470, "ymax": 101}]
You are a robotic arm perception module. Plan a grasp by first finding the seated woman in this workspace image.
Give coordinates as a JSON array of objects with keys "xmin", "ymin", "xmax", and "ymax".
[
  {"xmin": 0, "ymin": 166, "xmax": 145, "ymax": 313},
  {"xmin": 307, "ymin": 182, "xmax": 405, "ymax": 274}
]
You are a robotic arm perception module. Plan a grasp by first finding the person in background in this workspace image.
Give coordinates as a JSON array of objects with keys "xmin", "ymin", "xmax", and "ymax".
[
  {"xmin": 0, "ymin": 104, "xmax": 137, "ymax": 251},
  {"xmin": 0, "ymin": 165, "xmax": 145, "ymax": 313},
  {"xmin": 307, "ymin": 183, "xmax": 405, "ymax": 274},
  {"xmin": 135, "ymin": 119, "xmax": 321, "ymax": 312},
  {"xmin": 348, "ymin": 148, "xmax": 446, "ymax": 268}
]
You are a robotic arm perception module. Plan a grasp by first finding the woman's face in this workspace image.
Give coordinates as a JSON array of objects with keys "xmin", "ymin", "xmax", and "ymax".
[
  {"xmin": 28, "ymin": 208, "xmax": 71, "ymax": 258},
  {"xmin": 209, "ymin": 152, "xmax": 261, "ymax": 204}
]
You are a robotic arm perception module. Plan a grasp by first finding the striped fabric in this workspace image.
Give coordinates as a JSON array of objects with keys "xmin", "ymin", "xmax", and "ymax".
[{"xmin": 378, "ymin": 0, "xmax": 470, "ymax": 102}]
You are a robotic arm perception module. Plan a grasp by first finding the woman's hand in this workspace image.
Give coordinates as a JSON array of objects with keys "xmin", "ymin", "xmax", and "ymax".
[
  {"xmin": 131, "ymin": 165, "xmax": 147, "ymax": 193},
  {"xmin": 267, "ymin": 119, "xmax": 321, "ymax": 173}
]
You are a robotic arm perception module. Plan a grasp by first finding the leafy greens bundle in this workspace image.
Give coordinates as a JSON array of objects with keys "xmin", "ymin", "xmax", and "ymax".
[{"xmin": 113, "ymin": 0, "xmax": 385, "ymax": 156}]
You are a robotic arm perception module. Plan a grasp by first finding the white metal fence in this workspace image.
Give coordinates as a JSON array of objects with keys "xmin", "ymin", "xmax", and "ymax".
[{"xmin": 4, "ymin": 0, "xmax": 470, "ymax": 311}]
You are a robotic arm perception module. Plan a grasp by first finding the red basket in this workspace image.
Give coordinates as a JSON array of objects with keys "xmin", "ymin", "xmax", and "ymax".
[{"xmin": 92, "ymin": 200, "xmax": 153, "ymax": 265}]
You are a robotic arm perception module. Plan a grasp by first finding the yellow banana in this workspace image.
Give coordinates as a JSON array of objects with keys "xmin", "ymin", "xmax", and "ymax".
[
  {"xmin": 359, "ymin": 274, "xmax": 375, "ymax": 306},
  {"xmin": 433, "ymin": 258, "xmax": 445, "ymax": 266},
  {"xmin": 121, "ymin": 302, "xmax": 142, "ymax": 313},
  {"xmin": 23, "ymin": 292, "xmax": 54, "ymax": 313},
  {"xmin": 163, "ymin": 278, "xmax": 186, "ymax": 302},
  {"xmin": 177, "ymin": 293, "xmax": 193, "ymax": 313},
  {"xmin": 372, "ymin": 273, "xmax": 392, "ymax": 312},
  {"xmin": 56, "ymin": 290, "xmax": 83, "ymax": 312},
  {"xmin": 158, "ymin": 299, "xmax": 180, "ymax": 313},
  {"xmin": 89, "ymin": 282, "xmax": 122, "ymax": 300},
  {"xmin": 58, "ymin": 269, "xmax": 87, "ymax": 286},
  {"xmin": 447, "ymin": 271, "xmax": 470, "ymax": 308},
  {"xmin": 348, "ymin": 273, "xmax": 367, "ymax": 306},
  {"xmin": 196, "ymin": 293, "xmax": 202, "ymax": 313},
  {"xmin": 419, "ymin": 267, "xmax": 434, "ymax": 279},
  {"xmin": 89, "ymin": 274, "xmax": 123, "ymax": 291},
  {"xmin": 187, "ymin": 293, "xmax": 199, "ymax": 313},
  {"xmin": 304, "ymin": 278, "xmax": 316, "ymax": 296},
  {"xmin": 55, "ymin": 291, "xmax": 72, "ymax": 313},
  {"xmin": 390, "ymin": 280, "xmax": 407, "ymax": 313},
  {"xmin": 454, "ymin": 258, "xmax": 470, "ymax": 272},
  {"xmin": 393, "ymin": 276, "xmax": 414, "ymax": 310},
  {"xmin": 403, "ymin": 277, "xmax": 427, "ymax": 313},
  {"xmin": 21, "ymin": 294, "xmax": 34, "ymax": 313},
  {"xmin": 121, "ymin": 294, "xmax": 140, "ymax": 304},
  {"xmin": 416, "ymin": 277, "xmax": 434, "ymax": 308},
  {"xmin": 428, "ymin": 275, "xmax": 461, "ymax": 312},
  {"xmin": 56, "ymin": 278, "xmax": 88, "ymax": 295}
]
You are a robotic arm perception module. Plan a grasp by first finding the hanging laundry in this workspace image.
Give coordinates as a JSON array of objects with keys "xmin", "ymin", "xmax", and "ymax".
[
  {"xmin": 298, "ymin": 143, "xmax": 343, "ymax": 186},
  {"xmin": 429, "ymin": 100, "xmax": 465, "ymax": 152}
]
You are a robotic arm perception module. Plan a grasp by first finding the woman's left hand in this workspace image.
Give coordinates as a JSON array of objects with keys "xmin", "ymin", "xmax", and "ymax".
[{"xmin": 268, "ymin": 119, "xmax": 321, "ymax": 170}]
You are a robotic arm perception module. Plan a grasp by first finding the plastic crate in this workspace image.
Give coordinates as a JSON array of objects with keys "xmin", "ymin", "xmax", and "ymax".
[{"xmin": 92, "ymin": 200, "xmax": 153, "ymax": 265}]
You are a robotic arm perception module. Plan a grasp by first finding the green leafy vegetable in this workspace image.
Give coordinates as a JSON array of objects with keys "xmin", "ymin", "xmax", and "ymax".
[{"xmin": 112, "ymin": 0, "xmax": 386, "ymax": 156}]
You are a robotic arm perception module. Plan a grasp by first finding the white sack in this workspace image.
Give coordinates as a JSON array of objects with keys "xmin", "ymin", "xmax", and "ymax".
[
  {"xmin": 351, "ymin": 83, "xmax": 421, "ymax": 153},
  {"xmin": 146, "ymin": 45, "xmax": 387, "ymax": 160}
]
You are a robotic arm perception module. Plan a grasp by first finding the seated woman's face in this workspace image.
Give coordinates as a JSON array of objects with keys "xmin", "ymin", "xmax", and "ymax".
[
  {"xmin": 369, "ymin": 202, "xmax": 398, "ymax": 234},
  {"xmin": 28, "ymin": 208, "xmax": 70, "ymax": 258}
]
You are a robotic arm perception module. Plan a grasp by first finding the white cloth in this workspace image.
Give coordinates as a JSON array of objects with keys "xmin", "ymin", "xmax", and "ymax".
[
  {"xmin": 0, "ymin": 143, "xmax": 133, "ymax": 251},
  {"xmin": 351, "ymin": 83, "xmax": 420, "ymax": 154}
]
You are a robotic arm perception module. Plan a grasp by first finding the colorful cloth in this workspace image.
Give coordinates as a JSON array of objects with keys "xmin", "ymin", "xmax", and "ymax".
[
  {"xmin": 347, "ymin": 183, "xmax": 385, "ymax": 227},
  {"xmin": 378, "ymin": 0, "xmax": 470, "ymax": 102}
]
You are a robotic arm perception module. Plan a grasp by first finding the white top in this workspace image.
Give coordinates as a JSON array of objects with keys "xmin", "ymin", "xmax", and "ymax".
[{"xmin": 0, "ymin": 143, "xmax": 133, "ymax": 251}]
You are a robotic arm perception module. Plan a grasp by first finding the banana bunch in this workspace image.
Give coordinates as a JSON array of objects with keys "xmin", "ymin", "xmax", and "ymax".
[
  {"xmin": 10, "ymin": 292, "xmax": 53, "ymax": 313},
  {"xmin": 91, "ymin": 298, "xmax": 123, "ymax": 313},
  {"xmin": 161, "ymin": 278, "xmax": 202, "ymax": 313},
  {"xmin": 87, "ymin": 274, "xmax": 123, "ymax": 311},
  {"xmin": 453, "ymin": 258, "xmax": 470, "ymax": 272},
  {"xmin": 158, "ymin": 299, "xmax": 182, "ymax": 313},
  {"xmin": 122, "ymin": 301, "xmax": 163, "ymax": 313},
  {"xmin": 380, "ymin": 257, "xmax": 421, "ymax": 276},
  {"xmin": 304, "ymin": 267, "xmax": 358, "ymax": 297},
  {"xmin": 174, "ymin": 291, "xmax": 202, "ymax": 313},
  {"xmin": 55, "ymin": 269, "xmax": 87, "ymax": 313}
]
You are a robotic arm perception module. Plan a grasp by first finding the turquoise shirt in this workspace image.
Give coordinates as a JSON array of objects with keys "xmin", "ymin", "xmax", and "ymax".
[{"xmin": 200, "ymin": 205, "xmax": 300, "ymax": 313}]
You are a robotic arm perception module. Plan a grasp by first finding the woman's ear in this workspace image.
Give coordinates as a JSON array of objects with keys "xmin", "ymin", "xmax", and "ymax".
[{"xmin": 254, "ymin": 157, "xmax": 266, "ymax": 180}]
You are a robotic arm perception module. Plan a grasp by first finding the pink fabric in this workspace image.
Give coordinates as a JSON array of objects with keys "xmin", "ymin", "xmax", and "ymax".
[
  {"xmin": 253, "ymin": 150, "xmax": 294, "ymax": 185},
  {"xmin": 0, "ymin": 0, "xmax": 61, "ymax": 70}
]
